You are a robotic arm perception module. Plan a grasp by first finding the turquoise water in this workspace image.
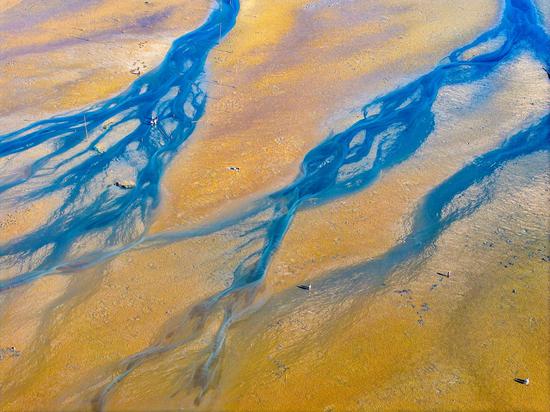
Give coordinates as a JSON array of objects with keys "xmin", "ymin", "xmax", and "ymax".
[{"xmin": 0, "ymin": 0, "xmax": 240, "ymax": 289}]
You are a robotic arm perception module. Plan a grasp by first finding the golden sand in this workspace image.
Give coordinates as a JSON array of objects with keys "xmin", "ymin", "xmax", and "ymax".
[
  {"xmin": 207, "ymin": 153, "xmax": 549, "ymax": 411},
  {"xmin": 152, "ymin": 0, "xmax": 500, "ymax": 232},
  {"xmin": 0, "ymin": 232, "xmax": 243, "ymax": 410},
  {"xmin": 3, "ymin": 1, "xmax": 548, "ymax": 411},
  {"xmin": 263, "ymin": 51, "xmax": 550, "ymax": 295},
  {"xmin": 0, "ymin": 0, "xmax": 211, "ymax": 132}
]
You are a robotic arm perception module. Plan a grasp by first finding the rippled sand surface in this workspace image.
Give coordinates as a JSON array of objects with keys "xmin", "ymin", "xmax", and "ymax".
[{"xmin": 1, "ymin": 1, "xmax": 548, "ymax": 411}]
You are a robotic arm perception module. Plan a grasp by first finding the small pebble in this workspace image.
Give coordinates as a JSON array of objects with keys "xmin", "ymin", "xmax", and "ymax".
[{"xmin": 114, "ymin": 180, "xmax": 136, "ymax": 189}]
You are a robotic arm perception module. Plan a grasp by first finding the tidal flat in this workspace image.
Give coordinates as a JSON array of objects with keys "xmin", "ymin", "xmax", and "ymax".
[{"xmin": 0, "ymin": 0, "xmax": 548, "ymax": 411}]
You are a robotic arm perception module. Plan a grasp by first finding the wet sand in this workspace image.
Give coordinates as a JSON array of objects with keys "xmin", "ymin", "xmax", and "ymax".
[
  {"xmin": 0, "ymin": 0, "xmax": 212, "ymax": 247},
  {"xmin": 0, "ymin": 0, "xmax": 212, "ymax": 132},
  {"xmin": 2, "ymin": 0, "xmax": 549, "ymax": 411},
  {"xmin": 210, "ymin": 153, "xmax": 549, "ymax": 411},
  {"xmin": 153, "ymin": 0, "xmax": 501, "ymax": 231}
]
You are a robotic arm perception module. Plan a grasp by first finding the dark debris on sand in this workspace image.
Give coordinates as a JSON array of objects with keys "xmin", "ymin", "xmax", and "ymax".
[{"xmin": 0, "ymin": 346, "xmax": 21, "ymax": 361}]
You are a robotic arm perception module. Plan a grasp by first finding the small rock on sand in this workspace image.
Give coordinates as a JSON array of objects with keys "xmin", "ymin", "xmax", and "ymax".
[
  {"xmin": 0, "ymin": 346, "xmax": 21, "ymax": 360},
  {"xmin": 514, "ymin": 377, "xmax": 529, "ymax": 385},
  {"xmin": 93, "ymin": 143, "xmax": 106, "ymax": 153},
  {"xmin": 114, "ymin": 180, "xmax": 136, "ymax": 189}
]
